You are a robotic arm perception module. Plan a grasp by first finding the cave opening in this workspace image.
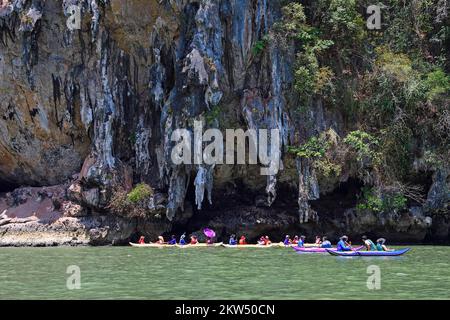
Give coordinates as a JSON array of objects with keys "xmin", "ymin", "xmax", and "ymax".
[
  {"xmin": 0, "ymin": 179, "xmax": 19, "ymax": 193},
  {"xmin": 169, "ymin": 175, "xmax": 300, "ymax": 241},
  {"xmin": 310, "ymin": 178, "xmax": 364, "ymax": 218}
]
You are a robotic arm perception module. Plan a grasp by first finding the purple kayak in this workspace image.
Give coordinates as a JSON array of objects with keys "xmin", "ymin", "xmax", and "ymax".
[
  {"xmin": 293, "ymin": 246, "xmax": 364, "ymax": 253},
  {"xmin": 326, "ymin": 248, "xmax": 410, "ymax": 257}
]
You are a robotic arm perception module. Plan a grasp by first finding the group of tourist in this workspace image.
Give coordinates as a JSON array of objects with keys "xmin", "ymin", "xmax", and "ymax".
[
  {"xmin": 334, "ymin": 235, "xmax": 393, "ymax": 252},
  {"xmin": 138, "ymin": 233, "xmax": 393, "ymax": 251}
]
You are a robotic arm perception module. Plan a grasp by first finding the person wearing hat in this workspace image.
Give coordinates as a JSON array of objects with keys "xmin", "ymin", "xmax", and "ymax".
[
  {"xmin": 283, "ymin": 235, "xmax": 291, "ymax": 246},
  {"xmin": 376, "ymin": 238, "xmax": 393, "ymax": 251},
  {"xmin": 297, "ymin": 235, "xmax": 306, "ymax": 248},
  {"xmin": 337, "ymin": 236, "xmax": 352, "ymax": 251},
  {"xmin": 229, "ymin": 234, "xmax": 237, "ymax": 245},
  {"xmin": 264, "ymin": 236, "xmax": 272, "ymax": 245},
  {"xmin": 179, "ymin": 233, "xmax": 187, "ymax": 245},
  {"xmin": 156, "ymin": 236, "xmax": 165, "ymax": 244},
  {"xmin": 138, "ymin": 236, "xmax": 145, "ymax": 245},
  {"xmin": 292, "ymin": 235, "xmax": 299, "ymax": 244},
  {"xmin": 362, "ymin": 235, "xmax": 376, "ymax": 251}
]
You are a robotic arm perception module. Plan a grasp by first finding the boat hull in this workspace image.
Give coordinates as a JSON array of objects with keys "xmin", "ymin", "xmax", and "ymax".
[
  {"xmin": 129, "ymin": 242, "xmax": 223, "ymax": 248},
  {"xmin": 221, "ymin": 244, "xmax": 275, "ymax": 248},
  {"xmin": 326, "ymin": 248, "xmax": 411, "ymax": 256},
  {"xmin": 294, "ymin": 246, "xmax": 364, "ymax": 253}
]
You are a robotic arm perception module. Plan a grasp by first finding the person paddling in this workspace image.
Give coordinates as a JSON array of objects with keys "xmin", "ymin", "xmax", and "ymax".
[
  {"xmin": 229, "ymin": 234, "xmax": 237, "ymax": 245},
  {"xmin": 362, "ymin": 235, "xmax": 376, "ymax": 251},
  {"xmin": 337, "ymin": 236, "xmax": 352, "ymax": 251},
  {"xmin": 257, "ymin": 236, "xmax": 265, "ymax": 245},
  {"xmin": 297, "ymin": 235, "xmax": 306, "ymax": 247},
  {"xmin": 168, "ymin": 235, "xmax": 177, "ymax": 245},
  {"xmin": 179, "ymin": 233, "xmax": 187, "ymax": 245},
  {"xmin": 376, "ymin": 238, "xmax": 393, "ymax": 251},
  {"xmin": 283, "ymin": 235, "xmax": 291, "ymax": 246},
  {"xmin": 315, "ymin": 236, "xmax": 322, "ymax": 245},
  {"xmin": 239, "ymin": 235, "xmax": 247, "ymax": 245},
  {"xmin": 264, "ymin": 236, "xmax": 272, "ymax": 245},
  {"xmin": 156, "ymin": 236, "xmax": 165, "ymax": 244},
  {"xmin": 292, "ymin": 235, "xmax": 299, "ymax": 244},
  {"xmin": 138, "ymin": 236, "xmax": 145, "ymax": 244},
  {"xmin": 320, "ymin": 236, "xmax": 332, "ymax": 248},
  {"xmin": 190, "ymin": 235, "xmax": 198, "ymax": 245}
]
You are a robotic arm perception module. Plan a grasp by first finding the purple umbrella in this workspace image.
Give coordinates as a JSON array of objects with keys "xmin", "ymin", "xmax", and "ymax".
[{"xmin": 203, "ymin": 228, "xmax": 216, "ymax": 238}]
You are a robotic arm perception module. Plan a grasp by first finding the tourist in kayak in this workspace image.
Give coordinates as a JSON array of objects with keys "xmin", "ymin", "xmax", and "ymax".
[
  {"xmin": 190, "ymin": 235, "xmax": 199, "ymax": 245},
  {"xmin": 155, "ymin": 236, "xmax": 165, "ymax": 244},
  {"xmin": 297, "ymin": 235, "xmax": 306, "ymax": 247},
  {"xmin": 292, "ymin": 235, "xmax": 299, "ymax": 244},
  {"xmin": 138, "ymin": 236, "xmax": 145, "ymax": 244},
  {"xmin": 320, "ymin": 236, "xmax": 332, "ymax": 248},
  {"xmin": 168, "ymin": 235, "xmax": 177, "ymax": 245},
  {"xmin": 257, "ymin": 236, "xmax": 265, "ymax": 245},
  {"xmin": 376, "ymin": 238, "xmax": 393, "ymax": 251},
  {"xmin": 337, "ymin": 236, "xmax": 352, "ymax": 251},
  {"xmin": 362, "ymin": 235, "xmax": 377, "ymax": 251},
  {"xmin": 315, "ymin": 236, "xmax": 322, "ymax": 245},
  {"xmin": 264, "ymin": 236, "xmax": 272, "ymax": 245},
  {"xmin": 239, "ymin": 235, "xmax": 247, "ymax": 245},
  {"xmin": 206, "ymin": 236, "xmax": 214, "ymax": 244},
  {"xmin": 179, "ymin": 233, "xmax": 187, "ymax": 245},
  {"xmin": 229, "ymin": 234, "xmax": 237, "ymax": 245},
  {"xmin": 283, "ymin": 235, "xmax": 291, "ymax": 246}
]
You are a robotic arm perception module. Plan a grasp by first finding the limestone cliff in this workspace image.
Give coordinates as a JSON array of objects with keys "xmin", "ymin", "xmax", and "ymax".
[{"xmin": 0, "ymin": 0, "xmax": 448, "ymax": 246}]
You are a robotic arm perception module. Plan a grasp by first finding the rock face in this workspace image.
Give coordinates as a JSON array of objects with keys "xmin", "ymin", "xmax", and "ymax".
[{"xmin": 0, "ymin": 0, "xmax": 448, "ymax": 245}]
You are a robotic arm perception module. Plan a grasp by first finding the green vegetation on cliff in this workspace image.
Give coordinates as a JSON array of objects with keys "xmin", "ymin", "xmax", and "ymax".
[{"xmin": 281, "ymin": 0, "xmax": 449, "ymax": 213}]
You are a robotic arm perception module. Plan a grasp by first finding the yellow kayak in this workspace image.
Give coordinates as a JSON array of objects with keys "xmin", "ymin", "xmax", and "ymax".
[
  {"xmin": 129, "ymin": 242, "xmax": 316, "ymax": 248},
  {"xmin": 129, "ymin": 242, "xmax": 177, "ymax": 248},
  {"xmin": 221, "ymin": 243, "xmax": 275, "ymax": 248},
  {"xmin": 129, "ymin": 242, "xmax": 223, "ymax": 248},
  {"xmin": 176, "ymin": 242, "xmax": 223, "ymax": 248},
  {"xmin": 273, "ymin": 242, "xmax": 321, "ymax": 248}
]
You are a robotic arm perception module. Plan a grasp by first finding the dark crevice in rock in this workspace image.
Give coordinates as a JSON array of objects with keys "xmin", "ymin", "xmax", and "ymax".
[
  {"xmin": 310, "ymin": 178, "xmax": 364, "ymax": 219},
  {"xmin": 0, "ymin": 179, "xmax": 20, "ymax": 193}
]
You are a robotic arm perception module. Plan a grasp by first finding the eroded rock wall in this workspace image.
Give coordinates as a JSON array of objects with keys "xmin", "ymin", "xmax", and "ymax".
[{"xmin": 0, "ymin": 0, "xmax": 448, "ymax": 245}]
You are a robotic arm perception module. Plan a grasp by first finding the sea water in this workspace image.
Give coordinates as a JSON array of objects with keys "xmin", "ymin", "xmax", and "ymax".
[{"xmin": 0, "ymin": 246, "xmax": 449, "ymax": 299}]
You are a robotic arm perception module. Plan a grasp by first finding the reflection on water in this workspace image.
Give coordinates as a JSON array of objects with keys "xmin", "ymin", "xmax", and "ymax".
[{"xmin": 0, "ymin": 246, "xmax": 449, "ymax": 299}]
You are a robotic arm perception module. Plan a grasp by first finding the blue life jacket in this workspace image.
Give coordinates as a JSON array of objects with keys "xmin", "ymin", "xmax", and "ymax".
[
  {"xmin": 376, "ymin": 243, "xmax": 384, "ymax": 251},
  {"xmin": 168, "ymin": 239, "xmax": 176, "ymax": 245},
  {"xmin": 337, "ymin": 240, "xmax": 351, "ymax": 251},
  {"xmin": 179, "ymin": 239, "xmax": 186, "ymax": 245},
  {"xmin": 229, "ymin": 238, "xmax": 237, "ymax": 245},
  {"xmin": 297, "ymin": 240, "xmax": 304, "ymax": 248},
  {"xmin": 283, "ymin": 239, "xmax": 290, "ymax": 245},
  {"xmin": 321, "ymin": 241, "xmax": 332, "ymax": 248}
]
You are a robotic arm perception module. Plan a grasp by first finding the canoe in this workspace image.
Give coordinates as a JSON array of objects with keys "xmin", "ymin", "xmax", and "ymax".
[
  {"xmin": 129, "ymin": 242, "xmax": 177, "ymax": 248},
  {"xmin": 176, "ymin": 242, "xmax": 223, "ymax": 248},
  {"xmin": 326, "ymin": 248, "xmax": 411, "ymax": 257},
  {"xmin": 129, "ymin": 242, "xmax": 223, "ymax": 248},
  {"xmin": 221, "ymin": 244, "xmax": 276, "ymax": 248},
  {"xmin": 274, "ymin": 242, "xmax": 321, "ymax": 248},
  {"xmin": 294, "ymin": 246, "xmax": 364, "ymax": 253}
]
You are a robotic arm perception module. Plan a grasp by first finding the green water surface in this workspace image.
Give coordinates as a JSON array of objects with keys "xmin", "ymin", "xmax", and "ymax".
[{"xmin": 0, "ymin": 246, "xmax": 449, "ymax": 299}]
